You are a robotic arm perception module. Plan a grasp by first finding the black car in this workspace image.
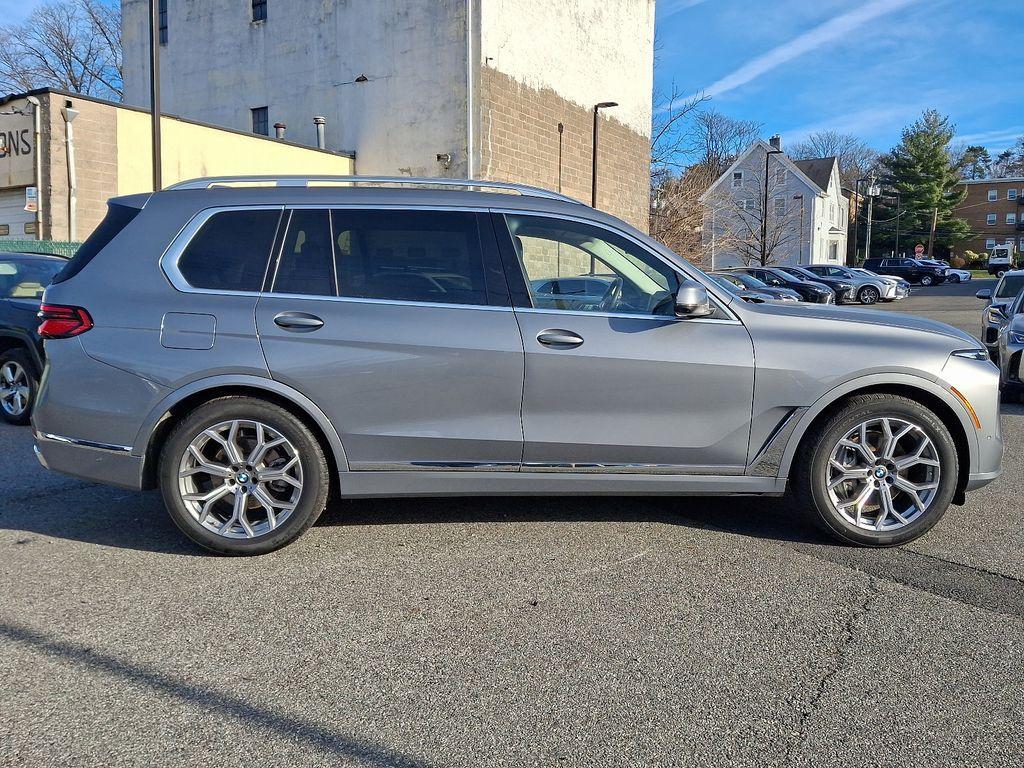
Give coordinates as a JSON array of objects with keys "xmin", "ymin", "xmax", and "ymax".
[
  {"xmin": 863, "ymin": 257, "xmax": 947, "ymax": 286},
  {"xmin": 728, "ymin": 266, "xmax": 834, "ymax": 304},
  {"xmin": 775, "ymin": 265, "xmax": 855, "ymax": 303},
  {"xmin": 0, "ymin": 253, "xmax": 66, "ymax": 424}
]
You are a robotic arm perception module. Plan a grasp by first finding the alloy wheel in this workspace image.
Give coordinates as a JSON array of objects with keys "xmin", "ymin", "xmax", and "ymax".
[
  {"xmin": 825, "ymin": 417, "xmax": 941, "ymax": 532},
  {"xmin": 920, "ymin": 276, "xmax": 933, "ymax": 286},
  {"xmin": 177, "ymin": 419, "xmax": 303, "ymax": 539},
  {"xmin": 0, "ymin": 361, "xmax": 30, "ymax": 417},
  {"xmin": 859, "ymin": 287, "xmax": 879, "ymax": 305}
]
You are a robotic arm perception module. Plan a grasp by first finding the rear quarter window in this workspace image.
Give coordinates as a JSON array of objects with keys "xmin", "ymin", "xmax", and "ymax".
[
  {"xmin": 52, "ymin": 201, "xmax": 141, "ymax": 284},
  {"xmin": 177, "ymin": 209, "xmax": 282, "ymax": 292}
]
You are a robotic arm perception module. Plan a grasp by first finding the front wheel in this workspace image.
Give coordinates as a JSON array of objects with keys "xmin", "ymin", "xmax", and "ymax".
[
  {"xmin": 791, "ymin": 394, "xmax": 957, "ymax": 546},
  {"xmin": 857, "ymin": 286, "xmax": 880, "ymax": 305},
  {"xmin": 159, "ymin": 397, "xmax": 330, "ymax": 555}
]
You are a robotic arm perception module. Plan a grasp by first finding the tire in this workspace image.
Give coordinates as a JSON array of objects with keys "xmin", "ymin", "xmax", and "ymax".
[
  {"xmin": 0, "ymin": 348, "xmax": 39, "ymax": 426},
  {"xmin": 949, "ymin": 274, "xmax": 961, "ymax": 284},
  {"xmin": 919, "ymin": 275, "xmax": 934, "ymax": 287},
  {"xmin": 790, "ymin": 394, "xmax": 958, "ymax": 547},
  {"xmin": 159, "ymin": 397, "xmax": 331, "ymax": 555},
  {"xmin": 857, "ymin": 286, "xmax": 880, "ymax": 305}
]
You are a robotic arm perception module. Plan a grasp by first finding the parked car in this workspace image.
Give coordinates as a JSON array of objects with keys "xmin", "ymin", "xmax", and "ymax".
[
  {"xmin": 918, "ymin": 259, "xmax": 971, "ymax": 283},
  {"xmin": 976, "ymin": 270, "xmax": 1024, "ymax": 359},
  {"xmin": 995, "ymin": 289, "xmax": 1024, "ymax": 402},
  {"xmin": 711, "ymin": 271, "xmax": 801, "ymax": 302},
  {"xmin": 863, "ymin": 257, "xmax": 947, "ymax": 286},
  {"xmin": 804, "ymin": 264, "xmax": 908, "ymax": 305},
  {"xmin": 708, "ymin": 274, "xmax": 774, "ymax": 303},
  {"xmin": 32, "ymin": 176, "xmax": 1001, "ymax": 554},
  {"xmin": 850, "ymin": 267, "xmax": 912, "ymax": 299},
  {"xmin": 775, "ymin": 266, "xmax": 855, "ymax": 304},
  {"xmin": 987, "ymin": 244, "xmax": 1017, "ymax": 277},
  {"xmin": 728, "ymin": 266, "xmax": 834, "ymax": 303},
  {"xmin": 0, "ymin": 253, "xmax": 66, "ymax": 424}
]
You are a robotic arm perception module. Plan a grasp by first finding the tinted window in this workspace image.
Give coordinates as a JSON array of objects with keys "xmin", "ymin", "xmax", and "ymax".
[
  {"xmin": 333, "ymin": 210, "xmax": 488, "ymax": 306},
  {"xmin": 178, "ymin": 209, "xmax": 280, "ymax": 292},
  {"xmin": 504, "ymin": 214, "xmax": 680, "ymax": 316},
  {"xmin": 996, "ymin": 274, "xmax": 1024, "ymax": 299},
  {"xmin": 0, "ymin": 258, "xmax": 63, "ymax": 299},
  {"xmin": 272, "ymin": 210, "xmax": 335, "ymax": 296},
  {"xmin": 53, "ymin": 201, "xmax": 141, "ymax": 284}
]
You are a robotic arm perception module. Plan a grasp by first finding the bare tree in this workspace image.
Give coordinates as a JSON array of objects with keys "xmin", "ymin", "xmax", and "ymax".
[
  {"xmin": 687, "ymin": 109, "xmax": 762, "ymax": 178},
  {"xmin": 789, "ymin": 130, "xmax": 877, "ymax": 188},
  {"xmin": 0, "ymin": 0, "xmax": 122, "ymax": 100},
  {"xmin": 713, "ymin": 160, "xmax": 803, "ymax": 266},
  {"xmin": 650, "ymin": 83, "xmax": 709, "ymax": 173}
]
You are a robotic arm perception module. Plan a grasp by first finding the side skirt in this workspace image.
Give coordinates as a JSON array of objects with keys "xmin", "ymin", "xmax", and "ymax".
[{"xmin": 338, "ymin": 471, "xmax": 787, "ymax": 498}]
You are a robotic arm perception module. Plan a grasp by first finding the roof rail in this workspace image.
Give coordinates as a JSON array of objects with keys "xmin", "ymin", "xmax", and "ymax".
[{"xmin": 164, "ymin": 175, "xmax": 584, "ymax": 205}]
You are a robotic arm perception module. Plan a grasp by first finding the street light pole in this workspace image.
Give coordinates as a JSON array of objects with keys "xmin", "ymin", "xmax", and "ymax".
[
  {"xmin": 591, "ymin": 102, "xmax": 618, "ymax": 208},
  {"xmin": 851, "ymin": 177, "xmax": 865, "ymax": 265},
  {"xmin": 149, "ymin": 0, "xmax": 162, "ymax": 191},
  {"xmin": 793, "ymin": 193, "xmax": 804, "ymax": 264},
  {"xmin": 761, "ymin": 143, "xmax": 783, "ymax": 264},
  {"xmin": 893, "ymin": 189, "xmax": 902, "ymax": 257}
]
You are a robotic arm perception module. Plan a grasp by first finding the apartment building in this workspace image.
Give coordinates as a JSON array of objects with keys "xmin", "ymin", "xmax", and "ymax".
[
  {"xmin": 956, "ymin": 178, "xmax": 1024, "ymax": 255},
  {"xmin": 121, "ymin": 0, "xmax": 655, "ymax": 230}
]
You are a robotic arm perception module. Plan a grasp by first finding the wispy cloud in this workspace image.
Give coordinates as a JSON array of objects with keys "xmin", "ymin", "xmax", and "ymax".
[
  {"xmin": 701, "ymin": 0, "xmax": 920, "ymax": 97},
  {"xmin": 785, "ymin": 105, "xmax": 910, "ymax": 144},
  {"xmin": 955, "ymin": 127, "xmax": 1024, "ymax": 149},
  {"xmin": 659, "ymin": 0, "xmax": 714, "ymax": 19}
]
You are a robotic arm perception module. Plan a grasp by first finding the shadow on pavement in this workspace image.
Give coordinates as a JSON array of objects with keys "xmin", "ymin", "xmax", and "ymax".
[{"xmin": 0, "ymin": 620, "xmax": 436, "ymax": 768}]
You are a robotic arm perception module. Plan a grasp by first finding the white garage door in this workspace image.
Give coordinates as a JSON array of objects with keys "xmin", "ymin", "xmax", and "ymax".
[{"xmin": 0, "ymin": 187, "xmax": 34, "ymax": 240}]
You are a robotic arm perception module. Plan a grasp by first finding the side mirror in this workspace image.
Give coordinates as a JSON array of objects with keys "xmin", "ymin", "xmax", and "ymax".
[
  {"xmin": 675, "ymin": 279, "xmax": 713, "ymax": 318},
  {"xmin": 976, "ymin": 288, "xmax": 992, "ymax": 302}
]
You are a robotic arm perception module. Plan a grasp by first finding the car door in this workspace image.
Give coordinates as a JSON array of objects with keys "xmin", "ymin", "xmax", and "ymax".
[
  {"xmin": 255, "ymin": 206, "xmax": 525, "ymax": 471},
  {"xmin": 494, "ymin": 211, "xmax": 755, "ymax": 473}
]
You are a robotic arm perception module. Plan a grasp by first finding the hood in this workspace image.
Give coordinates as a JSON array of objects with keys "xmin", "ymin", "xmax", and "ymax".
[{"xmin": 753, "ymin": 302, "xmax": 980, "ymax": 346}]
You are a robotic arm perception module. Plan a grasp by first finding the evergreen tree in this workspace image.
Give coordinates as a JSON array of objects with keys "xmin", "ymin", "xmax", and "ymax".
[
  {"xmin": 881, "ymin": 110, "xmax": 970, "ymax": 255},
  {"xmin": 959, "ymin": 145, "xmax": 992, "ymax": 179}
]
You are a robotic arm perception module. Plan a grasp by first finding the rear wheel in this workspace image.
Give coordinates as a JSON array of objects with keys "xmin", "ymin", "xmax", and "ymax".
[
  {"xmin": 919, "ymin": 275, "xmax": 934, "ymax": 287},
  {"xmin": 159, "ymin": 397, "xmax": 330, "ymax": 555},
  {"xmin": 791, "ymin": 394, "xmax": 957, "ymax": 546},
  {"xmin": 857, "ymin": 286, "xmax": 880, "ymax": 305},
  {"xmin": 949, "ymin": 273, "xmax": 961, "ymax": 284},
  {"xmin": 0, "ymin": 349, "xmax": 38, "ymax": 426}
]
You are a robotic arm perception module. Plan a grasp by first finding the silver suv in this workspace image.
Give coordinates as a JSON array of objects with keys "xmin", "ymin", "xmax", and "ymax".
[{"xmin": 32, "ymin": 177, "xmax": 1003, "ymax": 554}]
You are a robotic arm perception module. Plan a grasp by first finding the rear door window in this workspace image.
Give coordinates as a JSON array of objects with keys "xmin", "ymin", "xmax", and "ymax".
[
  {"xmin": 271, "ymin": 210, "xmax": 336, "ymax": 296},
  {"xmin": 332, "ymin": 209, "xmax": 490, "ymax": 306},
  {"xmin": 0, "ymin": 259, "xmax": 63, "ymax": 299},
  {"xmin": 178, "ymin": 209, "xmax": 281, "ymax": 292}
]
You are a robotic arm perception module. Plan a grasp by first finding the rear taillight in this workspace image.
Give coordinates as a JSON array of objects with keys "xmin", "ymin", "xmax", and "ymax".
[{"xmin": 38, "ymin": 304, "xmax": 94, "ymax": 339}]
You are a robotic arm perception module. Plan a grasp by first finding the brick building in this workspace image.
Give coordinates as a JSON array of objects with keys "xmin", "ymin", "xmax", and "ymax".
[
  {"xmin": 955, "ymin": 178, "xmax": 1024, "ymax": 257},
  {"xmin": 121, "ymin": 0, "xmax": 655, "ymax": 230}
]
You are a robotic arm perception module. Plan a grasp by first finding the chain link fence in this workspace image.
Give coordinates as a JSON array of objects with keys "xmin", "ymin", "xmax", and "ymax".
[{"xmin": 0, "ymin": 240, "xmax": 82, "ymax": 259}]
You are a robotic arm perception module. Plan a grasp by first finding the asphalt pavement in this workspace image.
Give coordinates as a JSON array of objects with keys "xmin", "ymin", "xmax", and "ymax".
[{"xmin": 1, "ymin": 277, "xmax": 1021, "ymax": 767}]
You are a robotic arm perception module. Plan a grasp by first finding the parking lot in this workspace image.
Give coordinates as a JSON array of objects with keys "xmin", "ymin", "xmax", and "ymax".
[{"xmin": 2, "ymin": 278, "xmax": 1022, "ymax": 767}]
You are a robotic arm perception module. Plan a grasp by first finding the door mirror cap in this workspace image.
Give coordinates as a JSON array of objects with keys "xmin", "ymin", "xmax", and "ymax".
[
  {"xmin": 675, "ymin": 280, "xmax": 714, "ymax": 318},
  {"xmin": 975, "ymin": 288, "xmax": 992, "ymax": 302}
]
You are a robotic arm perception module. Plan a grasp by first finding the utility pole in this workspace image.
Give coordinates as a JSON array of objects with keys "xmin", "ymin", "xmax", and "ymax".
[
  {"xmin": 864, "ymin": 172, "xmax": 879, "ymax": 261},
  {"xmin": 927, "ymin": 207, "xmax": 938, "ymax": 258},
  {"xmin": 893, "ymin": 190, "xmax": 901, "ymax": 257},
  {"xmin": 149, "ymin": 0, "xmax": 162, "ymax": 190}
]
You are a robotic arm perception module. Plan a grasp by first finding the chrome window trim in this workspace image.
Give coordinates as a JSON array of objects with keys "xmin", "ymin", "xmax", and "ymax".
[
  {"xmin": 513, "ymin": 307, "xmax": 741, "ymax": 325},
  {"xmin": 488, "ymin": 207, "xmax": 740, "ymax": 322},
  {"xmin": 160, "ymin": 205, "xmax": 285, "ymax": 296},
  {"xmin": 259, "ymin": 292, "xmax": 514, "ymax": 312}
]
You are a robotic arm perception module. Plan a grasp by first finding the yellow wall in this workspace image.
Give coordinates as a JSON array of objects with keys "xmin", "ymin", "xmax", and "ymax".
[{"xmin": 116, "ymin": 110, "xmax": 355, "ymax": 195}]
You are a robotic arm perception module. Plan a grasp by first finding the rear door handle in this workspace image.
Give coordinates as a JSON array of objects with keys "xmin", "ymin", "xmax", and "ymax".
[
  {"xmin": 273, "ymin": 311, "xmax": 324, "ymax": 332},
  {"xmin": 536, "ymin": 329, "xmax": 584, "ymax": 348}
]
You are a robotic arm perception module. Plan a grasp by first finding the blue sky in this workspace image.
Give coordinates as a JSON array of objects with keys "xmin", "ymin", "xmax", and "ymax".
[{"xmin": 657, "ymin": 0, "xmax": 1022, "ymax": 153}]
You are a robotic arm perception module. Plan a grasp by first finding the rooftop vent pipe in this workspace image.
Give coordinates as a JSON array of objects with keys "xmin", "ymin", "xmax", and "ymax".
[
  {"xmin": 274, "ymin": 123, "xmax": 286, "ymax": 140},
  {"xmin": 313, "ymin": 116, "xmax": 326, "ymax": 149}
]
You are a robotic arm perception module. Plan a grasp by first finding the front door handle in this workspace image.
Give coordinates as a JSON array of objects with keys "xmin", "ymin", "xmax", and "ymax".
[
  {"xmin": 273, "ymin": 311, "xmax": 324, "ymax": 332},
  {"xmin": 536, "ymin": 329, "xmax": 584, "ymax": 348}
]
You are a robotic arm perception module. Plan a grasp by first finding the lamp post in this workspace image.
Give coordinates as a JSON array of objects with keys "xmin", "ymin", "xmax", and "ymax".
[
  {"xmin": 793, "ymin": 193, "xmax": 804, "ymax": 264},
  {"xmin": 148, "ymin": 0, "xmax": 162, "ymax": 190},
  {"xmin": 863, "ymin": 173, "xmax": 880, "ymax": 261},
  {"xmin": 591, "ymin": 101, "xmax": 618, "ymax": 208},
  {"xmin": 760, "ymin": 143, "xmax": 784, "ymax": 264}
]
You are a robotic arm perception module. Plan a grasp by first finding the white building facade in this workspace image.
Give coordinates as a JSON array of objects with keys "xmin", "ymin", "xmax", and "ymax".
[
  {"xmin": 703, "ymin": 139, "xmax": 849, "ymax": 268},
  {"xmin": 121, "ymin": 0, "xmax": 655, "ymax": 229}
]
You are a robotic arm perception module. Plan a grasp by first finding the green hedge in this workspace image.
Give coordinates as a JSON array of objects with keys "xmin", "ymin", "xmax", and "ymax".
[{"xmin": 0, "ymin": 240, "xmax": 82, "ymax": 259}]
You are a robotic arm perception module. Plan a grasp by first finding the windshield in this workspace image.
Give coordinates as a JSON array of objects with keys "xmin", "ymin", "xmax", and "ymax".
[
  {"xmin": 709, "ymin": 274, "xmax": 740, "ymax": 294},
  {"xmin": 779, "ymin": 267, "xmax": 811, "ymax": 280},
  {"xmin": 725, "ymin": 272, "xmax": 768, "ymax": 290},
  {"xmin": 996, "ymin": 274, "xmax": 1024, "ymax": 299}
]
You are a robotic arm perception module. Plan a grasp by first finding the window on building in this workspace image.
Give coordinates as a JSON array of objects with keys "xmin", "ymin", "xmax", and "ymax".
[
  {"xmin": 178, "ymin": 209, "xmax": 281, "ymax": 292},
  {"xmin": 1008, "ymin": 213, "xmax": 1018, "ymax": 225},
  {"xmin": 775, "ymin": 168, "xmax": 786, "ymax": 185},
  {"xmin": 988, "ymin": 189, "xmax": 998, "ymax": 202},
  {"xmin": 252, "ymin": 0, "xmax": 267, "ymax": 22},
  {"xmin": 732, "ymin": 172, "xmax": 743, "ymax": 188},
  {"xmin": 503, "ymin": 214, "xmax": 681, "ymax": 316},
  {"xmin": 251, "ymin": 106, "xmax": 269, "ymax": 136},
  {"xmin": 273, "ymin": 210, "xmax": 335, "ymax": 296},
  {"xmin": 743, "ymin": 199, "xmax": 756, "ymax": 212},
  {"xmin": 986, "ymin": 239, "xmax": 997, "ymax": 250},
  {"xmin": 774, "ymin": 197, "xmax": 786, "ymax": 217},
  {"xmin": 987, "ymin": 213, "xmax": 997, "ymax": 225},
  {"xmin": 1009, "ymin": 189, "xmax": 1018, "ymax": 201},
  {"xmin": 333, "ymin": 209, "xmax": 490, "ymax": 306},
  {"xmin": 158, "ymin": 0, "xmax": 168, "ymax": 45}
]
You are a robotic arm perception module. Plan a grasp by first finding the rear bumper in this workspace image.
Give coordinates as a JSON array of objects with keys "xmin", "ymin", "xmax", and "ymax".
[{"xmin": 33, "ymin": 432, "xmax": 144, "ymax": 490}]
